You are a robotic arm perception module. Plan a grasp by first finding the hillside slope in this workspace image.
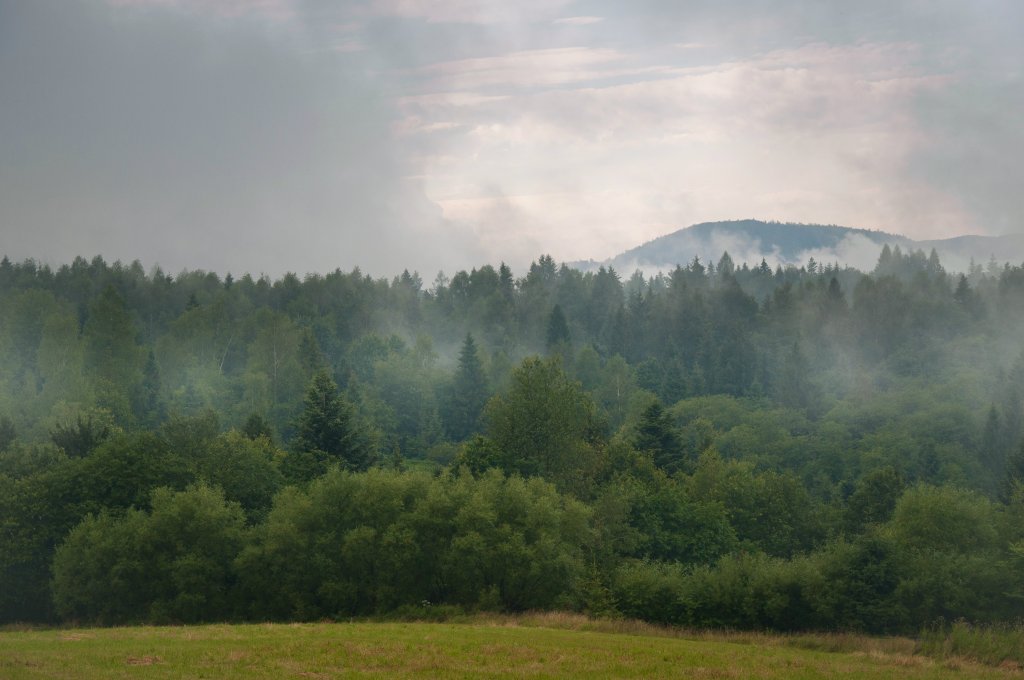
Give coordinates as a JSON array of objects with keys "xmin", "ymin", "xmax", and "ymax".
[{"xmin": 574, "ymin": 219, "xmax": 1024, "ymax": 273}]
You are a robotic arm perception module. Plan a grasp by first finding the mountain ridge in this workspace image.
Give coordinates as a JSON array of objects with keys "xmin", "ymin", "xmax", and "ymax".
[{"xmin": 572, "ymin": 219, "xmax": 1024, "ymax": 273}]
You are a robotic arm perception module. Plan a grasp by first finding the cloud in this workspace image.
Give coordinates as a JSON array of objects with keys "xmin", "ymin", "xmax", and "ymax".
[
  {"xmin": 366, "ymin": 0, "xmax": 573, "ymax": 25},
  {"xmin": 553, "ymin": 16, "xmax": 604, "ymax": 26},
  {"xmin": 0, "ymin": 0, "xmax": 485, "ymax": 277},
  {"xmin": 400, "ymin": 41, "xmax": 968, "ymax": 263},
  {"xmin": 412, "ymin": 47, "xmax": 659, "ymax": 92},
  {"xmin": 3, "ymin": 0, "xmax": 1022, "ymax": 277},
  {"xmin": 106, "ymin": 0, "xmax": 296, "ymax": 21}
]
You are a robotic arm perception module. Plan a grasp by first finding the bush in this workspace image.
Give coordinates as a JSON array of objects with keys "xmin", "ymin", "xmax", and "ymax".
[
  {"xmin": 52, "ymin": 485, "xmax": 248, "ymax": 624},
  {"xmin": 235, "ymin": 468, "xmax": 593, "ymax": 620}
]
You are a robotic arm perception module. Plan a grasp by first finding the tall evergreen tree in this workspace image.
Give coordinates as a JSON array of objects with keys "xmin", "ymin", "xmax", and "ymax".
[
  {"xmin": 546, "ymin": 304, "xmax": 571, "ymax": 351},
  {"xmin": 50, "ymin": 415, "xmax": 110, "ymax": 459},
  {"xmin": 634, "ymin": 401, "xmax": 686, "ymax": 473},
  {"xmin": 289, "ymin": 370, "xmax": 373, "ymax": 479},
  {"xmin": 445, "ymin": 334, "xmax": 489, "ymax": 440},
  {"xmin": 134, "ymin": 349, "xmax": 164, "ymax": 427}
]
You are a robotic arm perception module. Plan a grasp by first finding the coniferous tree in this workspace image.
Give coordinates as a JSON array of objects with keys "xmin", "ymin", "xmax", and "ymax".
[
  {"xmin": 981, "ymin": 405, "xmax": 1004, "ymax": 471},
  {"xmin": 445, "ymin": 334, "xmax": 488, "ymax": 440},
  {"xmin": 242, "ymin": 413, "xmax": 274, "ymax": 443},
  {"xmin": 290, "ymin": 370, "xmax": 373, "ymax": 477},
  {"xmin": 50, "ymin": 415, "xmax": 111, "ymax": 458},
  {"xmin": 546, "ymin": 304, "xmax": 570, "ymax": 351},
  {"xmin": 634, "ymin": 401, "xmax": 686, "ymax": 473},
  {"xmin": 134, "ymin": 349, "xmax": 164, "ymax": 427},
  {"xmin": 774, "ymin": 341, "xmax": 813, "ymax": 410}
]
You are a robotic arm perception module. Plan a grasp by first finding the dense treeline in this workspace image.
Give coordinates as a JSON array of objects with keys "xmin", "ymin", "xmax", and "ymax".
[{"xmin": 2, "ymin": 246, "xmax": 1024, "ymax": 631}]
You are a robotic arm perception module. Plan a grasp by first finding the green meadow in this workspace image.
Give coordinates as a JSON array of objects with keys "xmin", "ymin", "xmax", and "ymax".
[{"xmin": 1, "ymin": 615, "xmax": 1018, "ymax": 679}]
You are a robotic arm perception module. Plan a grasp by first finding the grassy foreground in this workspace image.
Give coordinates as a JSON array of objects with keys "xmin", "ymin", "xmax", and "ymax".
[{"xmin": 1, "ymin": 614, "xmax": 1018, "ymax": 679}]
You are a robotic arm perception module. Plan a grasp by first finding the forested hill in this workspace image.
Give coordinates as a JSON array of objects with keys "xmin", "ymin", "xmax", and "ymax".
[
  {"xmin": 573, "ymin": 219, "xmax": 1024, "ymax": 273},
  {"xmin": 3, "ymin": 249, "xmax": 1024, "ymax": 631}
]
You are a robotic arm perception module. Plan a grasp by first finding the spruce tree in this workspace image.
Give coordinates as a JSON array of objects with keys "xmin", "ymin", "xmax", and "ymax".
[
  {"xmin": 546, "ymin": 304, "xmax": 570, "ymax": 351},
  {"xmin": 445, "ymin": 334, "xmax": 488, "ymax": 440},
  {"xmin": 290, "ymin": 370, "xmax": 373, "ymax": 477},
  {"xmin": 634, "ymin": 401, "xmax": 685, "ymax": 473}
]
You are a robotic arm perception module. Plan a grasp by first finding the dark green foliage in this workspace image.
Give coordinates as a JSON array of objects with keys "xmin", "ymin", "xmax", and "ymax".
[
  {"xmin": 443, "ymin": 334, "xmax": 488, "ymax": 440},
  {"xmin": 483, "ymin": 357, "xmax": 604, "ymax": 494},
  {"xmin": 52, "ymin": 485, "xmax": 248, "ymax": 624},
  {"xmin": 160, "ymin": 410, "xmax": 220, "ymax": 464},
  {"xmin": 845, "ymin": 466, "xmax": 905, "ymax": 531},
  {"xmin": 242, "ymin": 413, "xmax": 274, "ymax": 442},
  {"xmin": 50, "ymin": 415, "xmax": 110, "ymax": 458},
  {"xmin": 288, "ymin": 370, "xmax": 374, "ymax": 479},
  {"xmin": 134, "ymin": 349, "xmax": 164, "ymax": 426},
  {"xmin": 194, "ymin": 431, "xmax": 284, "ymax": 521},
  {"xmin": 633, "ymin": 402, "xmax": 686, "ymax": 474},
  {"xmin": 0, "ymin": 416, "xmax": 15, "ymax": 453},
  {"xmin": 454, "ymin": 435, "xmax": 503, "ymax": 476},
  {"xmin": 234, "ymin": 469, "xmax": 591, "ymax": 620},
  {"xmin": 815, "ymin": 534, "xmax": 908, "ymax": 632},
  {"xmin": 546, "ymin": 304, "xmax": 570, "ymax": 351},
  {"xmin": 1, "ymin": 249, "xmax": 1024, "ymax": 632}
]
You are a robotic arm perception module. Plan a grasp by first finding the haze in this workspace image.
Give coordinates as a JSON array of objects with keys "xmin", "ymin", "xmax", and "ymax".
[{"xmin": 1, "ymin": 0, "xmax": 1021, "ymax": 277}]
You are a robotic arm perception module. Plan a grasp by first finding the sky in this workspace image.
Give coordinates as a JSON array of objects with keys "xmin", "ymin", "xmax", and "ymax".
[{"xmin": 1, "ymin": 0, "xmax": 1021, "ymax": 277}]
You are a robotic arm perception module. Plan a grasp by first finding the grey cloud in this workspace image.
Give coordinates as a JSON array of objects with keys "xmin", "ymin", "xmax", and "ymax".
[{"xmin": 0, "ymin": 0, "xmax": 485, "ymax": 277}]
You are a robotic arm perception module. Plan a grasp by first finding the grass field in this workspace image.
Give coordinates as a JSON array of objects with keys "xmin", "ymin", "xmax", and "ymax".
[{"xmin": 1, "ymin": 614, "xmax": 1018, "ymax": 679}]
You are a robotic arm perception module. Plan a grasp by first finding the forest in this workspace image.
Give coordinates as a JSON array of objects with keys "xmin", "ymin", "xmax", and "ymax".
[{"xmin": 2, "ymin": 244, "xmax": 1024, "ymax": 633}]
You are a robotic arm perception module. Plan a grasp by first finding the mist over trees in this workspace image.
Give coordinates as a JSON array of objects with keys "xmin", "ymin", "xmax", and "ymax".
[{"xmin": 3, "ymin": 247, "xmax": 1024, "ymax": 631}]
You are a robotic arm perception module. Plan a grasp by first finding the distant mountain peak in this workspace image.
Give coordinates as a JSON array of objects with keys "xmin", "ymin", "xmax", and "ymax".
[{"xmin": 573, "ymin": 220, "xmax": 1022, "ymax": 274}]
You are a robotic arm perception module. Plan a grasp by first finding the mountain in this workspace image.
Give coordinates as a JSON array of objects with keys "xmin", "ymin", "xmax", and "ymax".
[{"xmin": 573, "ymin": 220, "xmax": 1024, "ymax": 274}]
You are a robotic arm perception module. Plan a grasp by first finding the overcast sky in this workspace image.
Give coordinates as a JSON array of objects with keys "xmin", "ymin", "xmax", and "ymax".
[{"xmin": 1, "ymin": 0, "xmax": 1021, "ymax": 277}]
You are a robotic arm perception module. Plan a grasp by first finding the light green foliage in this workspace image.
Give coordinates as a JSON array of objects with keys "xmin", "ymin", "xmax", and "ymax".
[
  {"xmin": 243, "ymin": 309, "xmax": 305, "ymax": 432},
  {"xmin": 4, "ymin": 620, "xmax": 1012, "ymax": 679},
  {"xmin": 887, "ymin": 484, "xmax": 999, "ymax": 554},
  {"xmin": 882, "ymin": 485, "xmax": 1013, "ymax": 623},
  {"xmin": 370, "ymin": 339, "xmax": 445, "ymax": 456},
  {"xmin": 83, "ymin": 286, "xmax": 143, "ymax": 424}
]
